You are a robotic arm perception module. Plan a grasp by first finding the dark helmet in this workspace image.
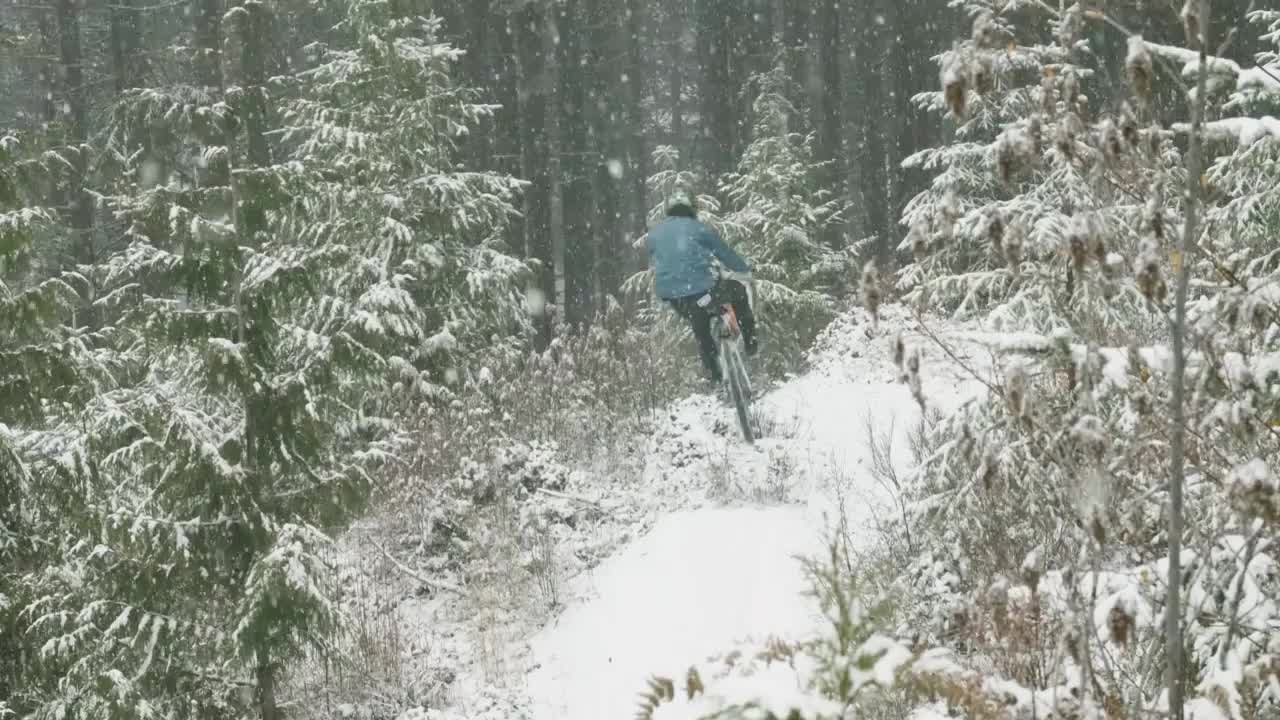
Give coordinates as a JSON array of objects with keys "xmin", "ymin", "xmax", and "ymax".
[{"xmin": 665, "ymin": 189, "xmax": 697, "ymax": 217}]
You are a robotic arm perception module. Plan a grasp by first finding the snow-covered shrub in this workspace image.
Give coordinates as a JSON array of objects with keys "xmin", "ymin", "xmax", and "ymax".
[
  {"xmin": 463, "ymin": 302, "xmax": 701, "ymax": 461},
  {"xmin": 896, "ymin": 2, "xmax": 1177, "ymax": 345},
  {"xmin": 393, "ymin": 438, "xmax": 584, "ymax": 644},
  {"xmin": 879, "ymin": 3, "xmax": 1280, "ymax": 720}
]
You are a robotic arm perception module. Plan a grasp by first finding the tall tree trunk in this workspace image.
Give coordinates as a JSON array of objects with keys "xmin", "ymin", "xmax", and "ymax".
[
  {"xmin": 780, "ymin": 0, "xmax": 808, "ymax": 123},
  {"xmin": 193, "ymin": 0, "xmax": 230, "ymax": 223},
  {"xmin": 815, "ymin": 0, "xmax": 844, "ymax": 250},
  {"xmin": 882, "ymin": 0, "xmax": 913, "ymax": 228},
  {"xmin": 731, "ymin": 1, "xmax": 767, "ymax": 149},
  {"xmin": 193, "ymin": 0, "xmax": 224, "ymax": 91},
  {"xmin": 231, "ymin": 10, "xmax": 275, "ymax": 714},
  {"xmin": 695, "ymin": 0, "xmax": 734, "ymax": 176},
  {"xmin": 109, "ymin": 0, "xmax": 148, "ymax": 93},
  {"xmin": 855, "ymin": 0, "xmax": 890, "ymax": 260},
  {"xmin": 625, "ymin": 0, "xmax": 649, "ymax": 252},
  {"xmin": 841, "ymin": 27, "xmax": 869, "ymax": 247},
  {"xmin": 492, "ymin": 7, "xmax": 521, "ymax": 255},
  {"xmin": 544, "ymin": 3, "xmax": 567, "ymax": 321},
  {"xmin": 466, "ymin": 0, "xmax": 493, "ymax": 169},
  {"xmin": 514, "ymin": 5, "xmax": 552, "ymax": 347},
  {"xmin": 56, "ymin": 0, "xmax": 95, "ymax": 327},
  {"xmin": 1167, "ymin": 4, "xmax": 1209, "ymax": 719},
  {"xmin": 665, "ymin": 0, "xmax": 687, "ymax": 150},
  {"xmin": 237, "ymin": 4, "xmax": 270, "ymax": 170},
  {"xmin": 233, "ymin": 0, "xmax": 271, "ymax": 237},
  {"xmin": 38, "ymin": 13, "xmax": 61, "ymax": 206},
  {"xmin": 586, "ymin": 0, "xmax": 614, "ymax": 302}
]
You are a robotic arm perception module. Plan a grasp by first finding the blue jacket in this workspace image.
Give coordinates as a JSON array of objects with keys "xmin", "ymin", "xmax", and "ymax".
[{"xmin": 646, "ymin": 217, "xmax": 750, "ymax": 300}]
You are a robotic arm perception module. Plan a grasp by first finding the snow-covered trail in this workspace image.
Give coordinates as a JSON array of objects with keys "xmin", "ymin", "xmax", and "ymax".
[
  {"xmin": 523, "ymin": 309, "xmax": 987, "ymax": 720},
  {"xmin": 525, "ymin": 506, "xmax": 820, "ymax": 720}
]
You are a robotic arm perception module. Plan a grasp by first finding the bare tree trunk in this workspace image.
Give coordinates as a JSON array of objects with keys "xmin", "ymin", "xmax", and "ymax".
[
  {"xmin": 193, "ymin": 0, "xmax": 230, "ymax": 228},
  {"xmin": 780, "ymin": 0, "xmax": 808, "ymax": 122},
  {"xmin": 38, "ymin": 13, "xmax": 58, "ymax": 128},
  {"xmin": 255, "ymin": 648, "xmax": 277, "ymax": 720},
  {"xmin": 855, "ymin": 0, "xmax": 890, "ymax": 260},
  {"xmin": 696, "ymin": 0, "xmax": 734, "ymax": 176},
  {"xmin": 544, "ymin": 6, "xmax": 566, "ymax": 319},
  {"xmin": 56, "ymin": 0, "xmax": 95, "ymax": 327},
  {"xmin": 883, "ymin": 0, "xmax": 914, "ymax": 224},
  {"xmin": 625, "ymin": 0, "xmax": 649, "ymax": 248},
  {"xmin": 514, "ymin": 5, "xmax": 552, "ymax": 347},
  {"xmin": 109, "ymin": 0, "xmax": 148, "ymax": 93},
  {"xmin": 1167, "ymin": 3, "xmax": 1210, "ymax": 719},
  {"xmin": 193, "ymin": 0, "xmax": 224, "ymax": 92},
  {"xmin": 665, "ymin": 0, "xmax": 686, "ymax": 149},
  {"xmin": 584, "ymin": 0, "xmax": 621, "ymax": 302},
  {"xmin": 815, "ymin": 0, "xmax": 843, "ymax": 250},
  {"xmin": 466, "ymin": 0, "xmax": 493, "ymax": 169}
]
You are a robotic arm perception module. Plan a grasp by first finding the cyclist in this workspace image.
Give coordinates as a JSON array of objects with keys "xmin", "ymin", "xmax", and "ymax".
[{"xmin": 646, "ymin": 190, "xmax": 758, "ymax": 384}]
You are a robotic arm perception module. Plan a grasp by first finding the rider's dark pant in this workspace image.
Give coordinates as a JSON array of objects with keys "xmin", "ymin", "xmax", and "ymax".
[{"xmin": 667, "ymin": 279, "xmax": 756, "ymax": 382}]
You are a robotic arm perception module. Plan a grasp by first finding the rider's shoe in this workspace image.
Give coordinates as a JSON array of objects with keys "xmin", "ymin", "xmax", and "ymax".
[{"xmin": 744, "ymin": 337, "xmax": 759, "ymax": 357}]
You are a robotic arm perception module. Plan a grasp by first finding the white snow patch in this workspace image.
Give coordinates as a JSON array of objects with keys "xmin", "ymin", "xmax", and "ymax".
[{"xmin": 526, "ymin": 506, "xmax": 824, "ymax": 720}]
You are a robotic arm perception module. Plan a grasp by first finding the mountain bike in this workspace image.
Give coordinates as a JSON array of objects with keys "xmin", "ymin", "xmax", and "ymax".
[{"xmin": 700, "ymin": 271, "xmax": 755, "ymax": 443}]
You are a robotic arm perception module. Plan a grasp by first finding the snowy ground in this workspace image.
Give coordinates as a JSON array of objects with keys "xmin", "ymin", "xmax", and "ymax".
[
  {"xmin": 311, "ymin": 305, "xmax": 994, "ymax": 720},
  {"xmin": 514, "ymin": 306, "xmax": 989, "ymax": 720}
]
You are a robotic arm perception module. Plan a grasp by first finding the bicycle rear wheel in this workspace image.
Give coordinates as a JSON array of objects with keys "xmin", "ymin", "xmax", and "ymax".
[{"xmin": 721, "ymin": 338, "xmax": 754, "ymax": 443}]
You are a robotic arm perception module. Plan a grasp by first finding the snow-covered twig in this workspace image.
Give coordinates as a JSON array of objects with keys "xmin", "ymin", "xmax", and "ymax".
[
  {"xmin": 1172, "ymin": 116, "xmax": 1280, "ymax": 148},
  {"xmin": 1219, "ymin": 521, "xmax": 1264, "ymax": 671},
  {"xmin": 535, "ymin": 486, "xmax": 605, "ymax": 510},
  {"xmin": 368, "ymin": 536, "xmax": 463, "ymax": 596}
]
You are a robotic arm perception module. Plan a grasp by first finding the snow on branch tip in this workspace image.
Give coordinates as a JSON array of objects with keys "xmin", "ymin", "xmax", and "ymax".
[
  {"xmin": 1143, "ymin": 39, "xmax": 1280, "ymax": 96},
  {"xmin": 1172, "ymin": 116, "xmax": 1280, "ymax": 148}
]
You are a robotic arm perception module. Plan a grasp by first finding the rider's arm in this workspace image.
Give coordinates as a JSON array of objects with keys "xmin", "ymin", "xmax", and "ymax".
[{"xmin": 695, "ymin": 224, "xmax": 751, "ymax": 274}]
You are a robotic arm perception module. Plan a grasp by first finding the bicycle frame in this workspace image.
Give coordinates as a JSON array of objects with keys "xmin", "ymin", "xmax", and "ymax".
[
  {"xmin": 702, "ymin": 281, "xmax": 754, "ymax": 443},
  {"xmin": 714, "ymin": 302, "xmax": 741, "ymax": 338}
]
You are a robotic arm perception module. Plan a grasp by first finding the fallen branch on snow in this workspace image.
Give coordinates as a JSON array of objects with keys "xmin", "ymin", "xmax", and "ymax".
[
  {"xmin": 368, "ymin": 536, "xmax": 464, "ymax": 596},
  {"xmin": 537, "ymin": 486, "xmax": 607, "ymax": 510}
]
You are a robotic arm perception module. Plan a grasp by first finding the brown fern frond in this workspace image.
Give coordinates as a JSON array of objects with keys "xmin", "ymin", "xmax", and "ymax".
[
  {"xmin": 634, "ymin": 675, "xmax": 676, "ymax": 720},
  {"xmin": 757, "ymin": 636, "xmax": 799, "ymax": 665},
  {"xmin": 685, "ymin": 666, "xmax": 704, "ymax": 699}
]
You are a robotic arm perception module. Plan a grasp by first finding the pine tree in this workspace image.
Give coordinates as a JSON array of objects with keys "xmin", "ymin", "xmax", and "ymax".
[
  {"xmin": 11, "ymin": 4, "xmax": 405, "ymax": 719},
  {"xmin": 279, "ymin": 1, "xmax": 531, "ymax": 402},
  {"xmin": 720, "ymin": 60, "xmax": 850, "ymax": 366}
]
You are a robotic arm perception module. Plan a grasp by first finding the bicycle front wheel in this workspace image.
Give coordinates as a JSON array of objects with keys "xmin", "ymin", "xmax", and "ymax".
[{"xmin": 721, "ymin": 339, "xmax": 754, "ymax": 443}]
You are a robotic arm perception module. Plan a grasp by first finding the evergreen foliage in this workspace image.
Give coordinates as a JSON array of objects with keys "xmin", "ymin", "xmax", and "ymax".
[
  {"xmin": 3, "ymin": 1, "xmax": 528, "ymax": 715},
  {"xmin": 720, "ymin": 60, "xmax": 851, "ymax": 368},
  {"xmin": 277, "ymin": 5, "xmax": 531, "ymax": 402}
]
